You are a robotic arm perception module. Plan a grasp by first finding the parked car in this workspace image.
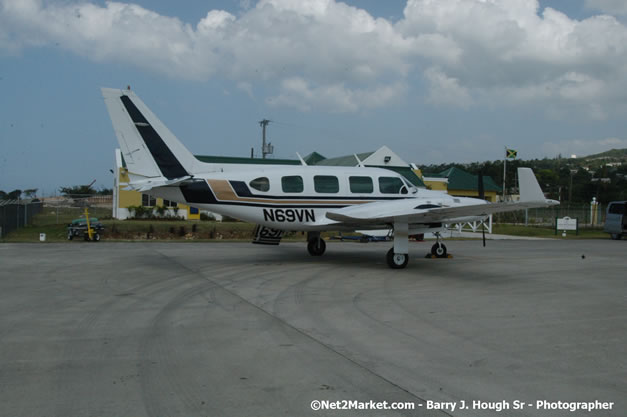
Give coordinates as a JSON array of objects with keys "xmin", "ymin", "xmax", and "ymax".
[
  {"xmin": 67, "ymin": 217, "xmax": 104, "ymax": 241},
  {"xmin": 604, "ymin": 201, "xmax": 627, "ymax": 240}
]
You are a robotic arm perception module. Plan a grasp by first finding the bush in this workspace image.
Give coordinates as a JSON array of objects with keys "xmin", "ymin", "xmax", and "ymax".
[
  {"xmin": 200, "ymin": 212, "xmax": 215, "ymax": 221},
  {"xmin": 127, "ymin": 205, "xmax": 152, "ymax": 219},
  {"xmin": 155, "ymin": 205, "xmax": 167, "ymax": 217}
]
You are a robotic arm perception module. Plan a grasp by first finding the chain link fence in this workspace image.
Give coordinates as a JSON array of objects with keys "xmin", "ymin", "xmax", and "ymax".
[
  {"xmin": 495, "ymin": 203, "xmax": 605, "ymax": 228},
  {"xmin": 35, "ymin": 195, "xmax": 112, "ymax": 226},
  {"xmin": 0, "ymin": 196, "xmax": 113, "ymax": 238},
  {"xmin": 0, "ymin": 200, "xmax": 44, "ymax": 238}
]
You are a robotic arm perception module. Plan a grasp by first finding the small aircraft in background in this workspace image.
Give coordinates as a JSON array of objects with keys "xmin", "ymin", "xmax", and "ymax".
[{"xmin": 102, "ymin": 87, "xmax": 558, "ymax": 269}]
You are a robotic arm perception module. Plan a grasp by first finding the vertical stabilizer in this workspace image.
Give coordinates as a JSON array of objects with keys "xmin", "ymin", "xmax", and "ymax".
[
  {"xmin": 102, "ymin": 88, "xmax": 199, "ymax": 179},
  {"xmin": 518, "ymin": 168, "xmax": 545, "ymax": 202}
]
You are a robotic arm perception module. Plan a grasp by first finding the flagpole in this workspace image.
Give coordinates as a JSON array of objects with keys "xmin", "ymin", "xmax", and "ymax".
[{"xmin": 503, "ymin": 146, "xmax": 507, "ymax": 202}]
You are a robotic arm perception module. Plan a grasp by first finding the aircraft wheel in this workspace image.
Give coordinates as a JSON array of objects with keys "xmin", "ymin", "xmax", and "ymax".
[
  {"xmin": 611, "ymin": 233, "xmax": 622, "ymax": 240},
  {"xmin": 431, "ymin": 243, "xmax": 447, "ymax": 258},
  {"xmin": 386, "ymin": 248, "xmax": 408, "ymax": 269},
  {"xmin": 307, "ymin": 238, "xmax": 326, "ymax": 256}
]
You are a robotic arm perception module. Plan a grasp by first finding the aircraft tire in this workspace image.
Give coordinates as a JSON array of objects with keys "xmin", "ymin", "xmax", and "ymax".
[
  {"xmin": 431, "ymin": 243, "xmax": 447, "ymax": 258},
  {"xmin": 307, "ymin": 238, "xmax": 326, "ymax": 256},
  {"xmin": 386, "ymin": 248, "xmax": 408, "ymax": 269}
]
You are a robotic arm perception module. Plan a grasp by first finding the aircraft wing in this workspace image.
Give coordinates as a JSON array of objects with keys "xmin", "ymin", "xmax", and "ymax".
[
  {"xmin": 326, "ymin": 168, "xmax": 559, "ymax": 225},
  {"xmin": 326, "ymin": 198, "xmax": 554, "ymax": 225}
]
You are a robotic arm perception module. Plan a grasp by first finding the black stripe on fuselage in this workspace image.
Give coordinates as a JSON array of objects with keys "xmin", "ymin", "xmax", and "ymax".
[
  {"xmin": 180, "ymin": 181, "xmax": 218, "ymax": 204},
  {"xmin": 120, "ymin": 95, "xmax": 188, "ymax": 180},
  {"xmin": 180, "ymin": 180, "xmax": 410, "ymax": 208}
]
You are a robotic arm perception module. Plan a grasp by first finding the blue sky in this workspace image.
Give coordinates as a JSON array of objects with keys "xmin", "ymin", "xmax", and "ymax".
[{"xmin": 1, "ymin": 0, "xmax": 627, "ymax": 194}]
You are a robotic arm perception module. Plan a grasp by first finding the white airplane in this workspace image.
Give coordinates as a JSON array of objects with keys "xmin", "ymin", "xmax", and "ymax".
[{"xmin": 102, "ymin": 87, "xmax": 558, "ymax": 269}]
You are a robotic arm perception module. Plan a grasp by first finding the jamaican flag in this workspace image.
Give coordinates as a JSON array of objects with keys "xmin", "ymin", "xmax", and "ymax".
[{"xmin": 506, "ymin": 148, "xmax": 517, "ymax": 159}]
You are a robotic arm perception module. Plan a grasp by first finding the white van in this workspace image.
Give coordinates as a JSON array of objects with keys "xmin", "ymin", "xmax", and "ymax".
[{"xmin": 604, "ymin": 201, "xmax": 627, "ymax": 240}]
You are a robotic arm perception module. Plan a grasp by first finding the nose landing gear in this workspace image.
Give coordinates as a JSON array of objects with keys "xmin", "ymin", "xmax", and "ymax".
[{"xmin": 429, "ymin": 232, "xmax": 448, "ymax": 258}]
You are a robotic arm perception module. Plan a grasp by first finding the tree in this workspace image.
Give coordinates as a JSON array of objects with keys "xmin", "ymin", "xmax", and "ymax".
[
  {"xmin": 59, "ymin": 185, "xmax": 96, "ymax": 196},
  {"xmin": 96, "ymin": 187, "xmax": 113, "ymax": 195},
  {"xmin": 7, "ymin": 189, "xmax": 22, "ymax": 200},
  {"xmin": 23, "ymin": 188, "xmax": 38, "ymax": 198}
]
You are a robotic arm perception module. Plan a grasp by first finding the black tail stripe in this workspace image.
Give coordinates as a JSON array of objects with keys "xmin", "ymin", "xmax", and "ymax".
[{"xmin": 120, "ymin": 95, "xmax": 188, "ymax": 180}]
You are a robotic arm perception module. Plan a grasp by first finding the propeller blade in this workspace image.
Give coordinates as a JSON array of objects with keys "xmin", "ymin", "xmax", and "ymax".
[{"xmin": 482, "ymin": 224, "xmax": 486, "ymax": 247}]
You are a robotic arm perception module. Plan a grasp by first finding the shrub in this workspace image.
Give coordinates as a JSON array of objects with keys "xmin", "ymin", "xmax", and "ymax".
[{"xmin": 200, "ymin": 212, "xmax": 215, "ymax": 221}]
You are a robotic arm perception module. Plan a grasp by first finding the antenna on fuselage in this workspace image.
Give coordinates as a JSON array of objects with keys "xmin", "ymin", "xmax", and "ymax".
[{"xmin": 296, "ymin": 152, "xmax": 308, "ymax": 166}]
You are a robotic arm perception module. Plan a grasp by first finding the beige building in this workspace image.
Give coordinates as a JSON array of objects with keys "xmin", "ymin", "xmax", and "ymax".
[{"xmin": 113, "ymin": 149, "xmax": 200, "ymax": 220}]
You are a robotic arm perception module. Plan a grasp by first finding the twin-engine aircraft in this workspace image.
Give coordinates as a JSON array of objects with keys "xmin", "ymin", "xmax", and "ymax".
[{"xmin": 102, "ymin": 88, "xmax": 558, "ymax": 269}]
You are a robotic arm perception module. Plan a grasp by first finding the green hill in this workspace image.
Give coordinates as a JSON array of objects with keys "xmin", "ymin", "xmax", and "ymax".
[{"xmin": 580, "ymin": 148, "xmax": 627, "ymax": 161}]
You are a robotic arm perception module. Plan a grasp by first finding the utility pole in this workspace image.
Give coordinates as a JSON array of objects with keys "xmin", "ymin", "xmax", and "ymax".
[
  {"xmin": 259, "ymin": 119, "xmax": 273, "ymax": 159},
  {"xmin": 502, "ymin": 154, "xmax": 507, "ymax": 202}
]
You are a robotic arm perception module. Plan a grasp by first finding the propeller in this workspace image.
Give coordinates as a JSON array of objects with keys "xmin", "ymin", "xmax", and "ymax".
[{"xmin": 478, "ymin": 171, "xmax": 486, "ymax": 247}]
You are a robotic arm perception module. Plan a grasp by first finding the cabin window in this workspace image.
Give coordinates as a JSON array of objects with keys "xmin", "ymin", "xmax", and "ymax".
[
  {"xmin": 281, "ymin": 176, "xmax": 304, "ymax": 193},
  {"xmin": 609, "ymin": 203, "xmax": 625, "ymax": 215},
  {"xmin": 314, "ymin": 175, "xmax": 339, "ymax": 193},
  {"xmin": 249, "ymin": 177, "xmax": 270, "ymax": 192},
  {"xmin": 379, "ymin": 177, "xmax": 405, "ymax": 194},
  {"xmin": 142, "ymin": 194, "xmax": 156, "ymax": 207},
  {"xmin": 349, "ymin": 176, "xmax": 373, "ymax": 193}
]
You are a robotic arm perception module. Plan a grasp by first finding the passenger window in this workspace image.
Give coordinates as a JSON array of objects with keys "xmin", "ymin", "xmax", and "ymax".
[
  {"xmin": 349, "ymin": 176, "xmax": 373, "ymax": 193},
  {"xmin": 379, "ymin": 177, "xmax": 405, "ymax": 194},
  {"xmin": 314, "ymin": 175, "xmax": 339, "ymax": 193},
  {"xmin": 281, "ymin": 176, "xmax": 303, "ymax": 193},
  {"xmin": 609, "ymin": 203, "xmax": 626, "ymax": 215},
  {"xmin": 249, "ymin": 177, "xmax": 270, "ymax": 192}
]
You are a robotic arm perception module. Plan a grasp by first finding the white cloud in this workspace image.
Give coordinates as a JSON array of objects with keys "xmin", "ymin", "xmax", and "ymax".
[
  {"xmin": 236, "ymin": 81, "xmax": 255, "ymax": 99},
  {"xmin": 1, "ymin": 0, "xmax": 627, "ymax": 115},
  {"xmin": 398, "ymin": 0, "xmax": 627, "ymax": 116},
  {"xmin": 424, "ymin": 67, "xmax": 472, "ymax": 108},
  {"xmin": 267, "ymin": 77, "xmax": 405, "ymax": 112}
]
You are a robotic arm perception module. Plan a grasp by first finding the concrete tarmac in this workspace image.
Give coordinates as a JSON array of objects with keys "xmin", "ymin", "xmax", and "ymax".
[{"xmin": 0, "ymin": 240, "xmax": 625, "ymax": 417}]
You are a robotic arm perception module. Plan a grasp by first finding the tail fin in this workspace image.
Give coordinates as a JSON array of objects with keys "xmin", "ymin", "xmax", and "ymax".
[
  {"xmin": 518, "ymin": 167, "xmax": 552, "ymax": 203},
  {"xmin": 101, "ymin": 87, "xmax": 199, "ymax": 180}
]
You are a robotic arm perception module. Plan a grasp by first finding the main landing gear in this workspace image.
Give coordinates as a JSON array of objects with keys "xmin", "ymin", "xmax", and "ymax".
[
  {"xmin": 430, "ymin": 232, "xmax": 448, "ymax": 258},
  {"xmin": 304, "ymin": 227, "xmax": 448, "ymax": 269},
  {"xmin": 385, "ymin": 220, "xmax": 410, "ymax": 269},
  {"xmin": 386, "ymin": 249, "xmax": 408, "ymax": 269},
  {"xmin": 307, "ymin": 232, "xmax": 326, "ymax": 256}
]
